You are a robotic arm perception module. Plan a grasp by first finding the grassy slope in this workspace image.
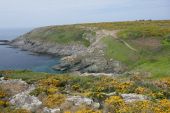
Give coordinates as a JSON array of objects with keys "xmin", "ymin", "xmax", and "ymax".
[
  {"xmin": 21, "ymin": 20, "xmax": 170, "ymax": 78},
  {"xmin": 25, "ymin": 25, "xmax": 91, "ymax": 47},
  {"xmin": 84, "ymin": 20, "xmax": 170, "ymax": 78}
]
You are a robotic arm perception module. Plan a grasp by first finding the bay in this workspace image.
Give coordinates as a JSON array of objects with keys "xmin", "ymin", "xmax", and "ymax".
[{"xmin": 0, "ymin": 28, "xmax": 60, "ymax": 73}]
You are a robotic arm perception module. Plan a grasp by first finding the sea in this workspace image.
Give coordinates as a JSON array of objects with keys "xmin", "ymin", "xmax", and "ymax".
[{"xmin": 0, "ymin": 28, "xmax": 60, "ymax": 73}]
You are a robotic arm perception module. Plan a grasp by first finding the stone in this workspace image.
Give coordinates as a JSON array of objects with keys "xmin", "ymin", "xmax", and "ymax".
[
  {"xmin": 0, "ymin": 77, "xmax": 4, "ymax": 80},
  {"xmin": 81, "ymin": 73, "xmax": 117, "ymax": 77},
  {"xmin": 0, "ymin": 79, "xmax": 29, "ymax": 95},
  {"xmin": 10, "ymin": 84, "xmax": 42, "ymax": 112},
  {"xmin": 121, "ymin": 93, "xmax": 148, "ymax": 103},
  {"xmin": 43, "ymin": 107, "xmax": 60, "ymax": 113},
  {"xmin": 66, "ymin": 96, "xmax": 93, "ymax": 106},
  {"xmin": 92, "ymin": 102, "xmax": 100, "ymax": 109}
]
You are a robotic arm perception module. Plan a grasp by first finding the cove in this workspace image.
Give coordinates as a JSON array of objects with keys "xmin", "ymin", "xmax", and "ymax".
[{"xmin": 0, "ymin": 44, "xmax": 61, "ymax": 73}]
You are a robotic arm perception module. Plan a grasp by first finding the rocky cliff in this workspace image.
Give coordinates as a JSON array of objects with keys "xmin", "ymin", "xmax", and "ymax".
[
  {"xmin": 10, "ymin": 26, "xmax": 124, "ymax": 73},
  {"xmin": 10, "ymin": 20, "xmax": 170, "ymax": 76}
]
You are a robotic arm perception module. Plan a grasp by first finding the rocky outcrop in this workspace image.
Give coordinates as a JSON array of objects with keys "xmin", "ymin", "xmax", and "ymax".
[
  {"xmin": 0, "ymin": 78, "xmax": 29, "ymax": 95},
  {"xmin": 43, "ymin": 107, "xmax": 60, "ymax": 113},
  {"xmin": 0, "ymin": 78, "xmax": 42, "ymax": 112},
  {"xmin": 66, "ymin": 96, "xmax": 100, "ymax": 109},
  {"xmin": 121, "ymin": 93, "xmax": 148, "ymax": 103},
  {"xmin": 0, "ymin": 40, "xmax": 10, "ymax": 45},
  {"xmin": 10, "ymin": 85, "xmax": 42, "ymax": 112},
  {"xmin": 10, "ymin": 27, "xmax": 124, "ymax": 73},
  {"xmin": 11, "ymin": 37, "xmax": 87, "ymax": 56}
]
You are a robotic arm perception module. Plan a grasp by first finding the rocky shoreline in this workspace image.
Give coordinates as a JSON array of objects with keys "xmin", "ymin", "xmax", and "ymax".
[
  {"xmin": 10, "ymin": 28, "xmax": 125, "ymax": 74},
  {"xmin": 0, "ymin": 40, "xmax": 10, "ymax": 45}
]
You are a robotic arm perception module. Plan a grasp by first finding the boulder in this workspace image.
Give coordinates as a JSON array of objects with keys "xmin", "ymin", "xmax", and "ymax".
[
  {"xmin": 66, "ymin": 96, "xmax": 100, "ymax": 109},
  {"xmin": 43, "ymin": 107, "xmax": 60, "ymax": 113},
  {"xmin": 121, "ymin": 93, "xmax": 148, "ymax": 103},
  {"xmin": 0, "ymin": 78, "xmax": 29, "ymax": 95},
  {"xmin": 10, "ymin": 84, "xmax": 42, "ymax": 112},
  {"xmin": 66, "ymin": 96, "xmax": 93, "ymax": 106}
]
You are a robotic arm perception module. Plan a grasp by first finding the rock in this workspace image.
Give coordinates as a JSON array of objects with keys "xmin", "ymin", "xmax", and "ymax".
[
  {"xmin": 0, "ymin": 79, "xmax": 29, "ymax": 95},
  {"xmin": 10, "ymin": 28, "xmax": 125, "ymax": 73},
  {"xmin": 121, "ymin": 93, "xmax": 148, "ymax": 103},
  {"xmin": 80, "ymin": 73, "xmax": 117, "ymax": 77},
  {"xmin": 104, "ymin": 92, "xmax": 116, "ymax": 96},
  {"xmin": 0, "ymin": 77, "xmax": 4, "ymax": 81},
  {"xmin": 66, "ymin": 96, "xmax": 101, "ymax": 109},
  {"xmin": 67, "ymin": 96, "xmax": 93, "ymax": 106},
  {"xmin": 43, "ymin": 107, "xmax": 60, "ymax": 113},
  {"xmin": 10, "ymin": 84, "xmax": 42, "ymax": 112},
  {"xmin": 92, "ymin": 102, "xmax": 100, "ymax": 109},
  {"xmin": 0, "ymin": 40, "xmax": 10, "ymax": 45},
  {"xmin": 11, "ymin": 37, "xmax": 87, "ymax": 56}
]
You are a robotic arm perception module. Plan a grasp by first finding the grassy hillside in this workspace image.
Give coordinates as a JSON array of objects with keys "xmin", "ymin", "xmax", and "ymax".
[
  {"xmin": 24, "ymin": 25, "xmax": 92, "ymax": 47},
  {"xmin": 89, "ymin": 20, "xmax": 170, "ymax": 78},
  {"xmin": 20, "ymin": 20, "xmax": 170, "ymax": 77}
]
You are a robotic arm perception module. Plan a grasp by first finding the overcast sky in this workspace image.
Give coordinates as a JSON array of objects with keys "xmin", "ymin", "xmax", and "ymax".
[{"xmin": 0, "ymin": 0, "xmax": 170, "ymax": 28}]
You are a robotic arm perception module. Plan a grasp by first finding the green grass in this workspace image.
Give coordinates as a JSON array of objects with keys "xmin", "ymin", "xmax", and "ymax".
[
  {"xmin": 102, "ymin": 37, "xmax": 138, "ymax": 66},
  {"xmin": 135, "ymin": 58, "xmax": 170, "ymax": 78},
  {"xmin": 102, "ymin": 36, "xmax": 170, "ymax": 78},
  {"xmin": 0, "ymin": 70, "xmax": 50, "ymax": 83},
  {"xmin": 84, "ymin": 20, "xmax": 170, "ymax": 40},
  {"xmin": 83, "ymin": 20, "xmax": 170, "ymax": 30},
  {"xmin": 26, "ymin": 26, "xmax": 91, "ymax": 47},
  {"xmin": 117, "ymin": 26, "xmax": 170, "ymax": 39}
]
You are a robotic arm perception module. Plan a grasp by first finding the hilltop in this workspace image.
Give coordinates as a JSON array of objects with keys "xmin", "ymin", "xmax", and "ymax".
[{"xmin": 11, "ymin": 20, "xmax": 170, "ymax": 78}]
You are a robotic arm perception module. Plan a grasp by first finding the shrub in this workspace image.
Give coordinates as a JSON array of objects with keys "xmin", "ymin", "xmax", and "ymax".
[
  {"xmin": 114, "ymin": 81, "xmax": 134, "ymax": 93},
  {"xmin": 0, "ymin": 90, "xmax": 8, "ymax": 98},
  {"xmin": 0, "ymin": 108, "xmax": 31, "ymax": 113},
  {"xmin": 43, "ymin": 94, "xmax": 66, "ymax": 108},
  {"xmin": 135, "ymin": 87, "xmax": 152, "ymax": 94},
  {"xmin": 39, "ymin": 77, "xmax": 61, "ymax": 87},
  {"xmin": 128, "ymin": 100, "xmax": 153, "ymax": 113},
  {"xmin": 105, "ymin": 96, "xmax": 127, "ymax": 112},
  {"xmin": 72, "ymin": 84, "xmax": 80, "ymax": 91},
  {"xmin": 75, "ymin": 106, "xmax": 102, "ymax": 113},
  {"xmin": 154, "ymin": 99, "xmax": 170, "ymax": 113},
  {"xmin": 85, "ymin": 91, "xmax": 106, "ymax": 100},
  {"xmin": 0, "ymin": 100, "xmax": 10, "ymax": 107},
  {"xmin": 47, "ymin": 87, "xmax": 59, "ymax": 94},
  {"xmin": 162, "ymin": 34, "xmax": 170, "ymax": 46}
]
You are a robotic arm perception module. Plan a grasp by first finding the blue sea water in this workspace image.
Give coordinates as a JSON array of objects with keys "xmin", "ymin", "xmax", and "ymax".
[{"xmin": 0, "ymin": 28, "xmax": 60, "ymax": 73}]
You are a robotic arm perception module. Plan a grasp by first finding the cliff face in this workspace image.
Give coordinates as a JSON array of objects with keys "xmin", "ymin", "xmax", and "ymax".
[
  {"xmin": 10, "ymin": 20, "xmax": 170, "ymax": 76},
  {"xmin": 10, "ymin": 26, "xmax": 124, "ymax": 73}
]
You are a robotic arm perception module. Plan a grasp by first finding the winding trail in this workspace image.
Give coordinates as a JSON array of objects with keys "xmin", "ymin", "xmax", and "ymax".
[
  {"xmin": 119, "ymin": 39, "xmax": 137, "ymax": 52},
  {"xmin": 91, "ymin": 29, "xmax": 137, "ymax": 52}
]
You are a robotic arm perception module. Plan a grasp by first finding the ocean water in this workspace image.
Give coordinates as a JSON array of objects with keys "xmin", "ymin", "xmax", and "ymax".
[{"xmin": 0, "ymin": 28, "xmax": 60, "ymax": 73}]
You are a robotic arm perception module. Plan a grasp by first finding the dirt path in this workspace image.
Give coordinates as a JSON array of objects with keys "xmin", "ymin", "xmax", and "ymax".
[
  {"xmin": 90, "ymin": 29, "xmax": 137, "ymax": 52},
  {"xmin": 119, "ymin": 39, "xmax": 137, "ymax": 52}
]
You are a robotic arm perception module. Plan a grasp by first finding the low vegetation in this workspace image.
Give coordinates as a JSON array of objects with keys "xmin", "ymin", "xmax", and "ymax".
[
  {"xmin": 1, "ymin": 20, "xmax": 170, "ymax": 112},
  {"xmin": 25, "ymin": 26, "xmax": 92, "ymax": 47},
  {"xmin": 0, "ymin": 70, "xmax": 170, "ymax": 112},
  {"xmin": 96, "ymin": 20, "xmax": 170, "ymax": 77},
  {"xmin": 14, "ymin": 20, "xmax": 170, "ymax": 77}
]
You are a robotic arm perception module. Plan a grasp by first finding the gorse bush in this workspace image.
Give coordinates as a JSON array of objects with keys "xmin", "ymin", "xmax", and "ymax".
[
  {"xmin": 0, "ymin": 88, "xmax": 10, "ymax": 107},
  {"xmin": 43, "ymin": 94, "xmax": 66, "ymax": 108},
  {"xmin": 1, "ymin": 70, "xmax": 170, "ymax": 112}
]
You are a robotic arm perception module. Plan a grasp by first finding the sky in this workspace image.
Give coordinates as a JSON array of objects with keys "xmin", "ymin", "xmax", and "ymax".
[{"xmin": 0, "ymin": 0, "xmax": 170, "ymax": 28}]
